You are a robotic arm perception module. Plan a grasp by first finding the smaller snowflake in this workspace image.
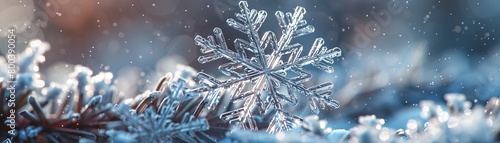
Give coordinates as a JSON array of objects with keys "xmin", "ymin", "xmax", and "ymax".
[{"xmin": 109, "ymin": 66, "xmax": 212, "ymax": 143}]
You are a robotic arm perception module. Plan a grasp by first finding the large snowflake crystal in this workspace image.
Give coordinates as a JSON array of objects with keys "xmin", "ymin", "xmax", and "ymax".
[{"xmin": 193, "ymin": 1, "xmax": 342, "ymax": 132}]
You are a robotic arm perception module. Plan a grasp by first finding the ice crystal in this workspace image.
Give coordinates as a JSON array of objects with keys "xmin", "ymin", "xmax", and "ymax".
[
  {"xmin": 109, "ymin": 66, "xmax": 212, "ymax": 143},
  {"xmin": 193, "ymin": 1, "xmax": 342, "ymax": 133}
]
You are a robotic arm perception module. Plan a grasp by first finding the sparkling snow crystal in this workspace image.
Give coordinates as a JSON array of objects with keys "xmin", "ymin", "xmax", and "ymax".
[{"xmin": 193, "ymin": 1, "xmax": 342, "ymax": 133}]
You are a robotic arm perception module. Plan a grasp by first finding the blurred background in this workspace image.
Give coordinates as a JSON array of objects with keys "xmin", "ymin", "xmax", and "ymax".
[{"xmin": 1, "ymin": 0, "xmax": 500, "ymax": 130}]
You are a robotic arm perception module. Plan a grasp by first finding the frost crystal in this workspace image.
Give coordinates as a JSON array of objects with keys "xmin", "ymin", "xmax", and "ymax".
[{"xmin": 193, "ymin": 1, "xmax": 342, "ymax": 132}]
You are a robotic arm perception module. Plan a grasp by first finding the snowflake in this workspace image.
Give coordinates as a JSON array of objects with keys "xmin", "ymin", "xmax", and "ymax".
[
  {"xmin": 193, "ymin": 1, "xmax": 342, "ymax": 132},
  {"xmin": 226, "ymin": 115, "xmax": 347, "ymax": 142},
  {"xmin": 109, "ymin": 66, "xmax": 212, "ymax": 143}
]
